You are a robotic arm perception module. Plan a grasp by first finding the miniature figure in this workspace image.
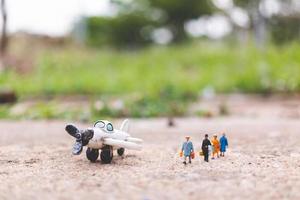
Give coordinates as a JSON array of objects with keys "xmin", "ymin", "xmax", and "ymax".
[
  {"xmin": 211, "ymin": 134, "xmax": 220, "ymax": 159},
  {"xmin": 219, "ymin": 133, "xmax": 228, "ymax": 157},
  {"xmin": 201, "ymin": 134, "xmax": 211, "ymax": 162},
  {"xmin": 180, "ymin": 136, "xmax": 194, "ymax": 165},
  {"xmin": 65, "ymin": 119, "xmax": 143, "ymax": 164}
]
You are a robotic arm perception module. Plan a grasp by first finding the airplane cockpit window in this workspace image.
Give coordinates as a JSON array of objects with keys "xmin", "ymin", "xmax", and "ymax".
[
  {"xmin": 107, "ymin": 123, "xmax": 113, "ymax": 132},
  {"xmin": 94, "ymin": 121, "xmax": 105, "ymax": 128}
]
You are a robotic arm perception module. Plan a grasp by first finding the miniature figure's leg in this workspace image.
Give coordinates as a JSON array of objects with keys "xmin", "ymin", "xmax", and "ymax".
[
  {"xmin": 204, "ymin": 152, "xmax": 209, "ymax": 162},
  {"xmin": 203, "ymin": 151, "xmax": 206, "ymax": 161},
  {"xmin": 188, "ymin": 156, "xmax": 191, "ymax": 164},
  {"xmin": 203, "ymin": 150, "xmax": 208, "ymax": 162},
  {"xmin": 183, "ymin": 156, "xmax": 187, "ymax": 164}
]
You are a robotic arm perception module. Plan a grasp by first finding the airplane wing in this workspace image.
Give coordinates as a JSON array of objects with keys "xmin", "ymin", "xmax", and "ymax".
[
  {"xmin": 126, "ymin": 137, "xmax": 143, "ymax": 144},
  {"xmin": 103, "ymin": 138, "xmax": 142, "ymax": 150}
]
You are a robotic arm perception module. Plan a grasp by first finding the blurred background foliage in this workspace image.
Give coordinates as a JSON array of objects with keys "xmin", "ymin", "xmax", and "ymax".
[
  {"xmin": 86, "ymin": 13, "xmax": 157, "ymax": 48},
  {"xmin": 85, "ymin": 0, "xmax": 214, "ymax": 47},
  {"xmin": 78, "ymin": 0, "xmax": 300, "ymax": 47}
]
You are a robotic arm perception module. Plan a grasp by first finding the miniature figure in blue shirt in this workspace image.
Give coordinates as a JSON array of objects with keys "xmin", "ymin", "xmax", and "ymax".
[
  {"xmin": 219, "ymin": 133, "xmax": 228, "ymax": 157},
  {"xmin": 181, "ymin": 136, "xmax": 194, "ymax": 165}
]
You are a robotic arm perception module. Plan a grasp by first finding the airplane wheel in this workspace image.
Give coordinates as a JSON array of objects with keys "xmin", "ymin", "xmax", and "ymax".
[
  {"xmin": 117, "ymin": 148, "xmax": 125, "ymax": 156},
  {"xmin": 86, "ymin": 148, "xmax": 99, "ymax": 162},
  {"xmin": 100, "ymin": 146, "xmax": 113, "ymax": 164}
]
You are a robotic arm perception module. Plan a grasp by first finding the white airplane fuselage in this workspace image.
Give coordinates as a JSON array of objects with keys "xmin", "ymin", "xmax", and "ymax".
[
  {"xmin": 87, "ymin": 128, "xmax": 142, "ymax": 150},
  {"xmin": 87, "ymin": 128, "xmax": 128, "ymax": 149}
]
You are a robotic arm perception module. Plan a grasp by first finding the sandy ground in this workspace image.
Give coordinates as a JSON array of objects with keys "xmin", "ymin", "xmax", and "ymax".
[{"xmin": 0, "ymin": 115, "xmax": 300, "ymax": 200}]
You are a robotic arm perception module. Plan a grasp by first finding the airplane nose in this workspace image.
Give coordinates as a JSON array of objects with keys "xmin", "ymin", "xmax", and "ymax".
[
  {"xmin": 81, "ymin": 129, "xmax": 94, "ymax": 146},
  {"xmin": 65, "ymin": 125, "xmax": 95, "ymax": 155}
]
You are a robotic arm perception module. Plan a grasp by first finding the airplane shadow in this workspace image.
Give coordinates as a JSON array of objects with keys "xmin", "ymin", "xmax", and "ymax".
[{"xmin": 84, "ymin": 154, "xmax": 138, "ymax": 166}]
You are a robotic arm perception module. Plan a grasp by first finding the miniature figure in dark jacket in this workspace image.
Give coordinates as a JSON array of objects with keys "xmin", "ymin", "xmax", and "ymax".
[{"xmin": 202, "ymin": 134, "xmax": 212, "ymax": 162}]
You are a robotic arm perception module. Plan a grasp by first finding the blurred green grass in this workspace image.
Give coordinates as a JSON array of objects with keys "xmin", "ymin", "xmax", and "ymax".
[
  {"xmin": 1, "ymin": 41, "xmax": 300, "ymax": 119},
  {"xmin": 1, "ymin": 41, "xmax": 300, "ymax": 96}
]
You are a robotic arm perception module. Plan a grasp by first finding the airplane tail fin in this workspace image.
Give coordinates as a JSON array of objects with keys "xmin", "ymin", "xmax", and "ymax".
[{"xmin": 120, "ymin": 119, "xmax": 129, "ymax": 132}]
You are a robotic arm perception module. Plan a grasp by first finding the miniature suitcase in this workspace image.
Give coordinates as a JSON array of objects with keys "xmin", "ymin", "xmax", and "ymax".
[{"xmin": 191, "ymin": 152, "xmax": 195, "ymax": 159}]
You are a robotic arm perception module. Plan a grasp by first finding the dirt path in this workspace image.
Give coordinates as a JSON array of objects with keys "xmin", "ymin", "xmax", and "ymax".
[{"xmin": 0, "ymin": 118, "xmax": 300, "ymax": 200}]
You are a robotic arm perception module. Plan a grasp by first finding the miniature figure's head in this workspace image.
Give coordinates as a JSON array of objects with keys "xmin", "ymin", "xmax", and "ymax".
[
  {"xmin": 213, "ymin": 134, "xmax": 217, "ymax": 138},
  {"xmin": 185, "ymin": 136, "xmax": 190, "ymax": 141},
  {"xmin": 205, "ymin": 134, "xmax": 208, "ymax": 138},
  {"xmin": 222, "ymin": 133, "xmax": 226, "ymax": 137}
]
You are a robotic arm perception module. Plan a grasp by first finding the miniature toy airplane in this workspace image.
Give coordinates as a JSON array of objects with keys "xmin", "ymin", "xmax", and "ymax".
[{"xmin": 65, "ymin": 119, "xmax": 143, "ymax": 164}]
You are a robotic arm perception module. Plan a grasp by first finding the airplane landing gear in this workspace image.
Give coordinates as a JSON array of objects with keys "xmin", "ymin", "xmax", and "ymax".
[
  {"xmin": 117, "ymin": 148, "xmax": 125, "ymax": 156},
  {"xmin": 100, "ymin": 146, "xmax": 113, "ymax": 164},
  {"xmin": 86, "ymin": 148, "xmax": 99, "ymax": 162}
]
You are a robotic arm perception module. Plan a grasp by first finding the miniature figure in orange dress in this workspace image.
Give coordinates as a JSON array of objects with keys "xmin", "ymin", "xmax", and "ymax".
[{"xmin": 211, "ymin": 134, "xmax": 220, "ymax": 159}]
